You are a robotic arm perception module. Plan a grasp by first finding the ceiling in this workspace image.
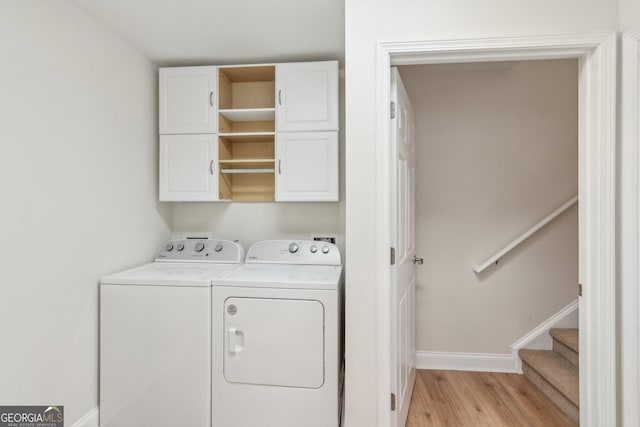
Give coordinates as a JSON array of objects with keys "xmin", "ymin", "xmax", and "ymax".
[{"xmin": 71, "ymin": 0, "xmax": 345, "ymax": 66}]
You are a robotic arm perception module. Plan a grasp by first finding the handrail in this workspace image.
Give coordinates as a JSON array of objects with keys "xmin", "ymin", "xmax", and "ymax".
[{"xmin": 473, "ymin": 195, "xmax": 578, "ymax": 274}]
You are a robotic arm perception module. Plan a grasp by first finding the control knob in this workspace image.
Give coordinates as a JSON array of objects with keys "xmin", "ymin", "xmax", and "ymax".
[
  {"xmin": 310, "ymin": 245, "xmax": 318, "ymax": 253},
  {"xmin": 214, "ymin": 243, "xmax": 223, "ymax": 252},
  {"xmin": 165, "ymin": 243, "xmax": 174, "ymax": 251},
  {"xmin": 288, "ymin": 243, "xmax": 299, "ymax": 253},
  {"xmin": 176, "ymin": 243, "xmax": 185, "ymax": 251},
  {"xmin": 322, "ymin": 246, "xmax": 330, "ymax": 254},
  {"xmin": 195, "ymin": 242, "xmax": 206, "ymax": 252}
]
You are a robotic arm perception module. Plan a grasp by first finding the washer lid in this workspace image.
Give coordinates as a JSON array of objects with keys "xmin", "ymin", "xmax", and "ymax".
[
  {"xmin": 100, "ymin": 262, "xmax": 240, "ymax": 287},
  {"xmin": 214, "ymin": 264, "xmax": 343, "ymax": 290}
]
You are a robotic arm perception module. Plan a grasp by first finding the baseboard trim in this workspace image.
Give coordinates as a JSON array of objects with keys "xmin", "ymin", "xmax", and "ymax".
[
  {"xmin": 415, "ymin": 351, "xmax": 517, "ymax": 373},
  {"xmin": 72, "ymin": 407, "xmax": 98, "ymax": 427}
]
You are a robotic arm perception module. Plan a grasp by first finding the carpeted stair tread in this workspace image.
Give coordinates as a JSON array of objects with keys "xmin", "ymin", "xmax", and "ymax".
[
  {"xmin": 550, "ymin": 328, "xmax": 579, "ymax": 353},
  {"xmin": 519, "ymin": 349, "xmax": 579, "ymax": 407}
]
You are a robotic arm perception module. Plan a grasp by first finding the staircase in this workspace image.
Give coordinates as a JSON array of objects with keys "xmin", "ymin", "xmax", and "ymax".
[{"xmin": 519, "ymin": 328, "xmax": 579, "ymax": 424}]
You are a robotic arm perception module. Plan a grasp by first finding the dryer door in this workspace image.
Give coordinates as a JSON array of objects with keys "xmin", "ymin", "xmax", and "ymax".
[{"xmin": 224, "ymin": 297, "xmax": 324, "ymax": 388}]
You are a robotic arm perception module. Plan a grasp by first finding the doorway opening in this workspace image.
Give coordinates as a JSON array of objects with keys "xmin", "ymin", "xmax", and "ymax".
[
  {"xmin": 375, "ymin": 34, "xmax": 616, "ymax": 427},
  {"xmin": 395, "ymin": 58, "xmax": 579, "ymax": 425}
]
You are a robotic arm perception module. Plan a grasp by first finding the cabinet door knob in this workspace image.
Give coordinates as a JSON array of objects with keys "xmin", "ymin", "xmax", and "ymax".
[
  {"xmin": 278, "ymin": 89, "xmax": 282, "ymax": 106},
  {"xmin": 210, "ymin": 160, "xmax": 215, "ymax": 175},
  {"xmin": 209, "ymin": 91, "xmax": 214, "ymax": 107},
  {"xmin": 278, "ymin": 159, "xmax": 282, "ymax": 175}
]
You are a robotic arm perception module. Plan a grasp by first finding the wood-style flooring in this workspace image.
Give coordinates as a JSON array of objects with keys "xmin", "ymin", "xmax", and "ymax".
[{"xmin": 406, "ymin": 370, "xmax": 577, "ymax": 427}]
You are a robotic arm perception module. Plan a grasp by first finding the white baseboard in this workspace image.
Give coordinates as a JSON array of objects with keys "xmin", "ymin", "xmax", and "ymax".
[
  {"xmin": 415, "ymin": 351, "xmax": 517, "ymax": 373},
  {"xmin": 72, "ymin": 407, "xmax": 99, "ymax": 427},
  {"xmin": 510, "ymin": 298, "xmax": 579, "ymax": 373}
]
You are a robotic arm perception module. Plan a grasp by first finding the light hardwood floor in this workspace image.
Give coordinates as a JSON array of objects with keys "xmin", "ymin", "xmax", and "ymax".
[{"xmin": 406, "ymin": 370, "xmax": 577, "ymax": 427}]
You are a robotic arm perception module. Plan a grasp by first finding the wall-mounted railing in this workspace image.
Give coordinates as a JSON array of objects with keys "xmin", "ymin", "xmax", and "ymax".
[{"xmin": 473, "ymin": 195, "xmax": 578, "ymax": 274}]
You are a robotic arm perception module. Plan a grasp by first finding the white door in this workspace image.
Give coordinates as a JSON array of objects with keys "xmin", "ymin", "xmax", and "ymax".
[
  {"xmin": 223, "ymin": 297, "xmax": 325, "ymax": 388},
  {"xmin": 159, "ymin": 66, "xmax": 218, "ymax": 134},
  {"xmin": 275, "ymin": 131, "xmax": 339, "ymax": 201},
  {"xmin": 276, "ymin": 61, "xmax": 339, "ymax": 132},
  {"xmin": 159, "ymin": 134, "xmax": 218, "ymax": 201},
  {"xmin": 390, "ymin": 67, "xmax": 416, "ymax": 427}
]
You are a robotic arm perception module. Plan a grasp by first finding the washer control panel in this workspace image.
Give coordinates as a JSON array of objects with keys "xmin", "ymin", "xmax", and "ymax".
[
  {"xmin": 246, "ymin": 240, "xmax": 341, "ymax": 265},
  {"xmin": 155, "ymin": 239, "xmax": 245, "ymax": 263}
]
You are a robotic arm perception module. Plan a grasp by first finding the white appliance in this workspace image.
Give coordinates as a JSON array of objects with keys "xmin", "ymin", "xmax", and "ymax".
[
  {"xmin": 100, "ymin": 239, "xmax": 245, "ymax": 427},
  {"xmin": 211, "ymin": 240, "xmax": 344, "ymax": 427}
]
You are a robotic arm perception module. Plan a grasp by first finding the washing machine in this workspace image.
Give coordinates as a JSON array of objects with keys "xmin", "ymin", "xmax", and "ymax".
[
  {"xmin": 99, "ymin": 239, "xmax": 245, "ymax": 427},
  {"xmin": 211, "ymin": 240, "xmax": 344, "ymax": 427}
]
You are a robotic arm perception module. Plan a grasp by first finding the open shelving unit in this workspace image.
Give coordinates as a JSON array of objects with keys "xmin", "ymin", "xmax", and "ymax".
[{"xmin": 217, "ymin": 65, "xmax": 276, "ymax": 201}]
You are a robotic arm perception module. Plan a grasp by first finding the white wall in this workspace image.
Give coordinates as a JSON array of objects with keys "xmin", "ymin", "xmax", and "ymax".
[
  {"xmin": 0, "ymin": 1, "xmax": 171, "ymax": 424},
  {"xmin": 400, "ymin": 59, "xmax": 578, "ymax": 354},
  {"xmin": 620, "ymin": 0, "xmax": 640, "ymax": 31},
  {"xmin": 344, "ymin": 1, "xmax": 617, "ymax": 425},
  {"xmin": 172, "ymin": 202, "xmax": 344, "ymax": 252}
]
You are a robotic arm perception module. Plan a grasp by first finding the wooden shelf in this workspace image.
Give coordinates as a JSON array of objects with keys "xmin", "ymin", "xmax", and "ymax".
[
  {"xmin": 219, "ymin": 108, "xmax": 275, "ymax": 122},
  {"xmin": 219, "ymin": 159, "xmax": 275, "ymax": 168},
  {"xmin": 216, "ymin": 64, "xmax": 277, "ymax": 202},
  {"xmin": 219, "ymin": 159, "xmax": 275, "ymax": 164},
  {"xmin": 218, "ymin": 65, "xmax": 275, "ymax": 110},
  {"xmin": 219, "ymin": 132, "xmax": 275, "ymax": 141},
  {"xmin": 220, "ymin": 168, "xmax": 275, "ymax": 174}
]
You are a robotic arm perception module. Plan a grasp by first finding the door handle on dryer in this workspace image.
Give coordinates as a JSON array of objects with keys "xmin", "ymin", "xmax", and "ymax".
[{"xmin": 228, "ymin": 327, "xmax": 244, "ymax": 355}]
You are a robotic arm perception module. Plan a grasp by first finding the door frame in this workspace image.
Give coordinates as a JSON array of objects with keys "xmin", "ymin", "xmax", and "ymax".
[
  {"xmin": 621, "ymin": 27, "xmax": 640, "ymax": 427},
  {"xmin": 374, "ymin": 33, "xmax": 617, "ymax": 427}
]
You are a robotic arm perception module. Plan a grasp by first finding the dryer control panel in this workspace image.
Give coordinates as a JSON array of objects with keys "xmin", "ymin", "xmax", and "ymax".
[
  {"xmin": 246, "ymin": 240, "xmax": 341, "ymax": 265},
  {"xmin": 155, "ymin": 239, "xmax": 245, "ymax": 263}
]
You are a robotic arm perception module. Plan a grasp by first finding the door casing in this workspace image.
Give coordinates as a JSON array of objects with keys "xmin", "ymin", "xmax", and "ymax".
[
  {"xmin": 374, "ymin": 33, "xmax": 617, "ymax": 427},
  {"xmin": 621, "ymin": 27, "xmax": 640, "ymax": 427}
]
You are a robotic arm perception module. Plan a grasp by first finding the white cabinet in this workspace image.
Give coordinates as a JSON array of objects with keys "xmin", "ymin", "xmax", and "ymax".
[
  {"xmin": 159, "ymin": 134, "xmax": 218, "ymax": 201},
  {"xmin": 276, "ymin": 132, "xmax": 338, "ymax": 201},
  {"xmin": 159, "ymin": 66, "xmax": 218, "ymax": 135},
  {"xmin": 276, "ymin": 61, "xmax": 339, "ymax": 132},
  {"xmin": 158, "ymin": 61, "xmax": 339, "ymax": 202}
]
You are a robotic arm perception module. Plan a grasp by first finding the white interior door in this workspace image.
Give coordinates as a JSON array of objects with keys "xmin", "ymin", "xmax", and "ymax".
[{"xmin": 390, "ymin": 67, "xmax": 416, "ymax": 427}]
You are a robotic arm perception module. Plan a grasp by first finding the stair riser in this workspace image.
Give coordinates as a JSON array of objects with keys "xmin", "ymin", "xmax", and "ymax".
[
  {"xmin": 553, "ymin": 339, "xmax": 579, "ymax": 368},
  {"xmin": 522, "ymin": 362, "xmax": 579, "ymax": 424}
]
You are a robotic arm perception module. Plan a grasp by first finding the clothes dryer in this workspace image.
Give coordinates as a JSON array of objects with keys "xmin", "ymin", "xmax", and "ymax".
[
  {"xmin": 211, "ymin": 240, "xmax": 343, "ymax": 427},
  {"xmin": 100, "ymin": 239, "xmax": 244, "ymax": 427}
]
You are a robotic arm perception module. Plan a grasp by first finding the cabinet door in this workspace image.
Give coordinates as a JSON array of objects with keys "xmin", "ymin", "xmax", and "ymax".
[
  {"xmin": 276, "ymin": 61, "xmax": 338, "ymax": 132},
  {"xmin": 224, "ymin": 297, "xmax": 324, "ymax": 388},
  {"xmin": 275, "ymin": 132, "xmax": 338, "ymax": 201},
  {"xmin": 159, "ymin": 134, "xmax": 219, "ymax": 201},
  {"xmin": 159, "ymin": 66, "xmax": 217, "ymax": 134}
]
